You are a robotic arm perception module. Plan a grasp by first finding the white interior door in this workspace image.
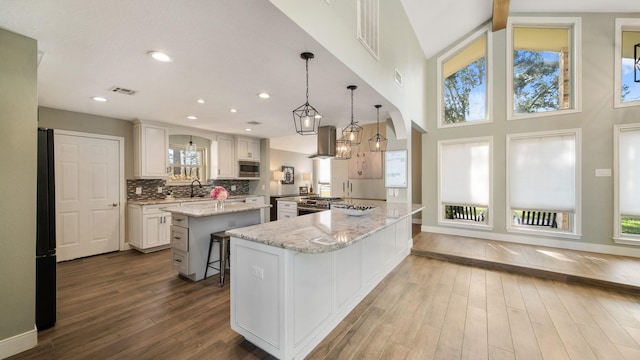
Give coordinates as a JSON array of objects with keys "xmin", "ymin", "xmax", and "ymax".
[{"xmin": 55, "ymin": 132, "xmax": 121, "ymax": 261}]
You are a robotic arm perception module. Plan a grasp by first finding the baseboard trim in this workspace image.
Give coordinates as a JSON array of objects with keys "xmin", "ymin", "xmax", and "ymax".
[
  {"xmin": 0, "ymin": 326, "xmax": 37, "ymax": 359},
  {"xmin": 421, "ymin": 225, "xmax": 640, "ymax": 259}
]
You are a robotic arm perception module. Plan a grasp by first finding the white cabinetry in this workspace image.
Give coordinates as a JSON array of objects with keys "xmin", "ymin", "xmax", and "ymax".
[
  {"xmin": 236, "ymin": 137, "xmax": 260, "ymax": 162},
  {"xmin": 230, "ymin": 217, "xmax": 411, "ymax": 360},
  {"xmin": 128, "ymin": 203, "xmax": 173, "ymax": 253},
  {"xmin": 216, "ymin": 135, "xmax": 235, "ymax": 178},
  {"xmin": 277, "ymin": 200, "xmax": 297, "ymax": 220},
  {"xmin": 246, "ymin": 196, "xmax": 265, "ymax": 222},
  {"xmin": 133, "ymin": 121, "xmax": 168, "ymax": 178}
]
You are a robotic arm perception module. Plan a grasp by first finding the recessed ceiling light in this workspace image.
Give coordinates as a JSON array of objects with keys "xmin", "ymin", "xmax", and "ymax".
[
  {"xmin": 230, "ymin": 109, "xmax": 237, "ymax": 113},
  {"xmin": 244, "ymin": 128, "xmax": 252, "ymax": 132},
  {"xmin": 186, "ymin": 115, "xmax": 197, "ymax": 120},
  {"xmin": 197, "ymin": 99, "xmax": 205, "ymax": 104},
  {"xmin": 92, "ymin": 96, "xmax": 107, "ymax": 102},
  {"xmin": 258, "ymin": 92, "xmax": 270, "ymax": 99},
  {"xmin": 148, "ymin": 51, "xmax": 173, "ymax": 62}
]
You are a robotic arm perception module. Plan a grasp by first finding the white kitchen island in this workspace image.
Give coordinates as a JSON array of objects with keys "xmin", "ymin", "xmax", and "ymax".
[
  {"xmin": 163, "ymin": 201, "xmax": 271, "ymax": 282},
  {"xmin": 226, "ymin": 201, "xmax": 423, "ymax": 360}
]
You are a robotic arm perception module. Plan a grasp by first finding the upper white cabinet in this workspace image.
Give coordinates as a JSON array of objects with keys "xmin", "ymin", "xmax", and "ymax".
[
  {"xmin": 216, "ymin": 135, "xmax": 235, "ymax": 178},
  {"xmin": 237, "ymin": 137, "xmax": 260, "ymax": 162},
  {"xmin": 133, "ymin": 121, "xmax": 168, "ymax": 178}
]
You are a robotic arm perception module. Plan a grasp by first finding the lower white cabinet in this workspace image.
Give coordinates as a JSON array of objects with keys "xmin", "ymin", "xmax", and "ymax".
[
  {"xmin": 246, "ymin": 196, "xmax": 265, "ymax": 222},
  {"xmin": 277, "ymin": 200, "xmax": 297, "ymax": 220},
  {"xmin": 128, "ymin": 203, "xmax": 175, "ymax": 253}
]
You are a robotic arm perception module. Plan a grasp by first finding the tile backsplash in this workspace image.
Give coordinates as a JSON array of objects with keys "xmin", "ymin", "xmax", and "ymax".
[{"xmin": 127, "ymin": 179, "xmax": 250, "ymax": 201}]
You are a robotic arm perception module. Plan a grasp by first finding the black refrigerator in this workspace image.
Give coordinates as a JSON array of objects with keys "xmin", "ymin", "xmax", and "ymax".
[{"xmin": 36, "ymin": 128, "xmax": 56, "ymax": 330}]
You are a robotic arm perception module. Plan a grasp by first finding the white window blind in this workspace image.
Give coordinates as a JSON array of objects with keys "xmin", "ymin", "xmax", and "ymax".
[
  {"xmin": 317, "ymin": 158, "xmax": 331, "ymax": 183},
  {"xmin": 619, "ymin": 128, "xmax": 640, "ymax": 216},
  {"xmin": 440, "ymin": 139, "xmax": 490, "ymax": 207},
  {"xmin": 509, "ymin": 133, "xmax": 576, "ymax": 212}
]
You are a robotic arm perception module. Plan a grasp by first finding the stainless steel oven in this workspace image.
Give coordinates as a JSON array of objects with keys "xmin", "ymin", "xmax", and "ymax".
[
  {"xmin": 297, "ymin": 206, "xmax": 327, "ymax": 216},
  {"xmin": 238, "ymin": 161, "xmax": 260, "ymax": 178},
  {"xmin": 297, "ymin": 196, "xmax": 342, "ymax": 216}
]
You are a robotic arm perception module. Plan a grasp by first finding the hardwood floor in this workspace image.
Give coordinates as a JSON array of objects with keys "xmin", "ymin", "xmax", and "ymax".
[
  {"xmin": 10, "ymin": 241, "xmax": 640, "ymax": 359},
  {"xmin": 412, "ymin": 232, "xmax": 640, "ymax": 294}
]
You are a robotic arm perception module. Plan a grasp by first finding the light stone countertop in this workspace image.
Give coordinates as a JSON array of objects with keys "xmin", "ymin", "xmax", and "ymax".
[
  {"xmin": 226, "ymin": 201, "xmax": 424, "ymax": 254},
  {"xmin": 162, "ymin": 202, "xmax": 271, "ymax": 217},
  {"xmin": 128, "ymin": 194, "xmax": 261, "ymax": 206}
]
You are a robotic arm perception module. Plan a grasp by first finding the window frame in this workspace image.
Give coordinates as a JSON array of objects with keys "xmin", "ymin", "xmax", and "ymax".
[
  {"xmin": 437, "ymin": 136, "xmax": 493, "ymax": 230},
  {"xmin": 614, "ymin": 18, "xmax": 640, "ymax": 109},
  {"xmin": 506, "ymin": 129, "xmax": 582, "ymax": 239},
  {"xmin": 614, "ymin": 123, "xmax": 640, "ymax": 245},
  {"xmin": 167, "ymin": 144, "xmax": 208, "ymax": 184},
  {"xmin": 506, "ymin": 17, "xmax": 582, "ymax": 121},
  {"xmin": 437, "ymin": 24, "xmax": 493, "ymax": 129}
]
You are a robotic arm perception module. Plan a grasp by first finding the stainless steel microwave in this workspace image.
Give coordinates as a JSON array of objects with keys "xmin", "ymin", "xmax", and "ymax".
[{"xmin": 238, "ymin": 161, "xmax": 260, "ymax": 178}]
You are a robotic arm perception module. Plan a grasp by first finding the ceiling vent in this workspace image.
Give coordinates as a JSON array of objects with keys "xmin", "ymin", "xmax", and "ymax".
[
  {"xmin": 109, "ymin": 86, "xmax": 137, "ymax": 95},
  {"xmin": 357, "ymin": 0, "xmax": 379, "ymax": 60}
]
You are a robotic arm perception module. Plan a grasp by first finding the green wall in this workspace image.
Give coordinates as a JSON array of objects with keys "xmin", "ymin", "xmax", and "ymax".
[
  {"xmin": 37, "ymin": 107, "xmax": 134, "ymax": 178},
  {"xmin": 0, "ymin": 28, "xmax": 37, "ymax": 346},
  {"xmin": 423, "ymin": 13, "xmax": 640, "ymax": 254}
]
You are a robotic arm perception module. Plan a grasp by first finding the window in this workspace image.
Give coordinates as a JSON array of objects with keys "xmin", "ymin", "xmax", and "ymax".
[
  {"xmin": 437, "ymin": 26, "xmax": 492, "ymax": 127},
  {"xmin": 438, "ymin": 137, "xmax": 492, "ymax": 228},
  {"xmin": 614, "ymin": 18, "xmax": 640, "ymax": 108},
  {"xmin": 507, "ymin": 129, "xmax": 581, "ymax": 237},
  {"xmin": 614, "ymin": 124, "xmax": 640, "ymax": 244},
  {"xmin": 507, "ymin": 17, "xmax": 581, "ymax": 120},
  {"xmin": 317, "ymin": 158, "xmax": 331, "ymax": 197},
  {"xmin": 167, "ymin": 145, "xmax": 207, "ymax": 183}
]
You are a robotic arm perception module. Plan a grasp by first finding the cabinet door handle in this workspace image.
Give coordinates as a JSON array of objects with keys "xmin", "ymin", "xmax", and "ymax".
[
  {"xmin": 175, "ymin": 218, "xmax": 183, "ymax": 222},
  {"xmin": 173, "ymin": 236, "xmax": 182, "ymax": 240},
  {"xmin": 175, "ymin": 258, "xmax": 182, "ymax": 263}
]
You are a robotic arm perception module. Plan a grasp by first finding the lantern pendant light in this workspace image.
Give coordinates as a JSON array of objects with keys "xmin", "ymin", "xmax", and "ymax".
[
  {"xmin": 293, "ymin": 52, "xmax": 322, "ymax": 135},
  {"xmin": 335, "ymin": 135, "xmax": 352, "ymax": 160},
  {"xmin": 342, "ymin": 85, "xmax": 363, "ymax": 146},
  {"xmin": 368, "ymin": 105, "xmax": 387, "ymax": 152}
]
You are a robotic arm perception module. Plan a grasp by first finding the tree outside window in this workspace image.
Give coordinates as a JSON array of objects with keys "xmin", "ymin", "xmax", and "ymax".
[{"xmin": 438, "ymin": 27, "xmax": 491, "ymax": 127}]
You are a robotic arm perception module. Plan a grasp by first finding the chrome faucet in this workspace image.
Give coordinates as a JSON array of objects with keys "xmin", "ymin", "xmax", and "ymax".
[{"xmin": 190, "ymin": 179, "xmax": 202, "ymax": 198}]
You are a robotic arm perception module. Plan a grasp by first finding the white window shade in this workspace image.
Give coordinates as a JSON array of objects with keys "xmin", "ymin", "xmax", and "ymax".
[
  {"xmin": 317, "ymin": 158, "xmax": 331, "ymax": 183},
  {"xmin": 620, "ymin": 129, "xmax": 640, "ymax": 216},
  {"xmin": 440, "ymin": 140, "xmax": 490, "ymax": 207},
  {"xmin": 509, "ymin": 134, "xmax": 576, "ymax": 212}
]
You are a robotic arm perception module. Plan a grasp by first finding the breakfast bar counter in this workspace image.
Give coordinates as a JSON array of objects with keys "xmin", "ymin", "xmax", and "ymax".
[
  {"xmin": 226, "ymin": 201, "xmax": 423, "ymax": 360},
  {"xmin": 162, "ymin": 201, "xmax": 271, "ymax": 282}
]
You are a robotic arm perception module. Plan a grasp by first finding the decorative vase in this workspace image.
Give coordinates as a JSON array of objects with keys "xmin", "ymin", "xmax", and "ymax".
[{"xmin": 218, "ymin": 200, "xmax": 224, "ymax": 210}]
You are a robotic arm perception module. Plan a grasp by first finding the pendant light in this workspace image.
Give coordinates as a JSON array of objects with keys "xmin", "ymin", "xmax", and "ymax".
[
  {"xmin": 186, "ymin": 135, "xmax": 196, "ymax": 152},
  {"xmin": 293, "ymin": 52, "xmax": 322, "ymax": 135},
  {"xmin": 335, "ymin": 135, "xmax": 352, "ymax": 160},
  {"xmin": 368, "ymin": 105, "xmax": 388, "ymax": 152},
  {"xmin": 342, "ymin": 85, "xmax": 363, "ymax": 145}
]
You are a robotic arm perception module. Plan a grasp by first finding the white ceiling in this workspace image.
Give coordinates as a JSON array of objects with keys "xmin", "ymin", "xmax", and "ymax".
[{"xmin": 0, "ymin": 0, "xmax": 637, "ymax": 154}]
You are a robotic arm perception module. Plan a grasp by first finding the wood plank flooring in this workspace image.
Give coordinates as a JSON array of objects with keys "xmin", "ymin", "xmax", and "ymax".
[
  {"xmin": 412, "ymin": 232, "xmax": 640, "ymax": 294},
  {"xmin": 9, "ymin": 236, "xmax": 640, "ymax": 359}
]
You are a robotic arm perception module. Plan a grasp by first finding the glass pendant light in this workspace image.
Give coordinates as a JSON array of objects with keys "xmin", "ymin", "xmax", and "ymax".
[
  {"xmin": 335, "ymin": 135, "xmax": 352, "ymax": 160},
  {"xmin": 342, "ymin": 85, "xmax": 363, "ymax": 145},
  {"xmin": 293, "ymin": 52, "xmax": 322, "ymax": 135},
  {"xmin": 186, "ymin": 135, "xmax": 196, "ymax": 152},
  {"xmin": 368, "ymin": 105, "xmax": 388, "ymax": 152}
]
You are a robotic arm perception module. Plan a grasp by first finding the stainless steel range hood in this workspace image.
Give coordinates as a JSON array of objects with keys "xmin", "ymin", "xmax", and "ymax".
[{"xmin": 309, "ymin": 125, "xmax": 336, "ymax": 159}]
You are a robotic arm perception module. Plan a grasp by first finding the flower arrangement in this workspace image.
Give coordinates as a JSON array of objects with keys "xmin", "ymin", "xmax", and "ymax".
[{"xmin": 210, "ymin": 186, "xmax": 229, "ymax": 201}]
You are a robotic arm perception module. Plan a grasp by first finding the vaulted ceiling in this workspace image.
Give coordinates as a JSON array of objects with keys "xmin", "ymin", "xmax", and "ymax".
[{"xmin": 0, "ymin": 0, "xmax": 636, "ymax": 154}]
